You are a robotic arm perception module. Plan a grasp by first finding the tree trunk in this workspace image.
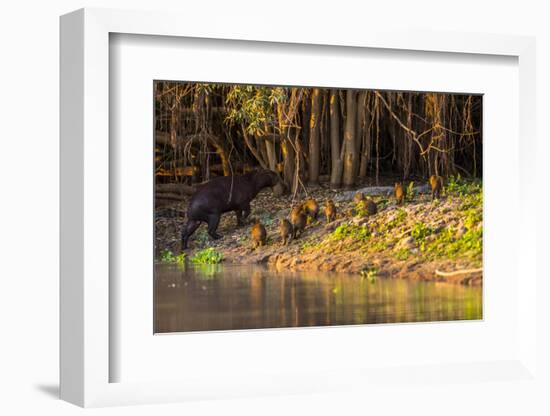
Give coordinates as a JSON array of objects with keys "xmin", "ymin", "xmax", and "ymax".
[
  {"xmin": 342, "ymin": 89, "xmax": 358, "ymax": 188},
  {"xmin": 241, "ymin": 127, "xmax": 267, "ymax": 169},
  {"xmin": 308, "ymin": 88, "xmax": 321, "ymax": 184},
  {"xmin": 264, "ymin": 125, "xmax": 277, "ymax": 171},
  {"xmin": 277, "ymin": 101, "xmax": 295, "ymax": 192},
  {"xmin": 329, "ymin": 90, "xmax": 343, "ymax": 189},
  {"xmin": 356, "ymin": 91, "xmax": 367, "ymax": 179}
]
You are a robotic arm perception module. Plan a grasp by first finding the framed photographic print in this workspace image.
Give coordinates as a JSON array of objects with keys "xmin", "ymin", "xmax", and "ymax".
[{"xmin": 60, "ymin": 7, "xmax": 541, "ymax": 409}]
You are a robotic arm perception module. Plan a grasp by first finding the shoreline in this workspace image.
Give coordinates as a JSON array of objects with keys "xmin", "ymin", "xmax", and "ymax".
[{"xmin": 156, "ymin": 180, "xmax": 482, "ymax": 286}]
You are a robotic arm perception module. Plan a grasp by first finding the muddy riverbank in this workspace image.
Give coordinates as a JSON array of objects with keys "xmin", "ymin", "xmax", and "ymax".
[{"xmin": 156, "ymin": 179, "xmax": 483, "ymax": 286}]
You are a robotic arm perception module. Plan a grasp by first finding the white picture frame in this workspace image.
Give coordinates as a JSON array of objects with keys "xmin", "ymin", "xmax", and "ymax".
[{"xmin": 60, "ymin": 7, "xmax": 539, "ymax": 408}]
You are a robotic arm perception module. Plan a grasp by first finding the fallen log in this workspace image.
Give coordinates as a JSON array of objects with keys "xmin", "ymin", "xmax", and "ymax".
[
  {"xmin": 155, "ymin": 192, "xmax": 188, "ymax": 201},
  {"xmin": 435, "ymin": 268, "xmax": 483, "ymax": 277},
  {"xmin": 337, "ymin": 184, "xmax": 431, "ymax": 201},
  {"xmin": 155, "ymin": 183, "xmax": 196, "ymax": 195}
]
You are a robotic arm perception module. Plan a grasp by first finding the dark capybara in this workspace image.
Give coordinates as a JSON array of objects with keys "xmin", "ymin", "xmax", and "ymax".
[
  {"xmin": 279, "ymin": 218, "xmax": 293, "ymax": 245},
  {"xmin": 302, "ymin": 199, "xmax": 319, "ymax": 221},
  {"xmin": 324, "ymin": 199, "xmax": 336, "ymax": 223},
  {"xmin": 353, "ymin": 192, "xmax": 365, "ymax": 206},
  {"xmin": 290, "ymin": 205, "xmax": 307, "ymax": 239},
  {"xmin": 394, "ymin": 182, "xmax": 404, "ymax": 205},
  {"xmin": 429, "ymin": 175, "xmax": 444, "ymax": 200},
  {"xmin": 359, "ymin": 198, "xmax": 377, "ymax": 216},
  {"xmin": 181, "ymin": 169, "xmax": 281, "ymax": 249},
  {"xmin": 251, "ymin": 222, "xmax": 267, "ymax": 249}
]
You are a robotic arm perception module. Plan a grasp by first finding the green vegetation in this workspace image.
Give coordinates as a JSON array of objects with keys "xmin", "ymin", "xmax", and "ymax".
[
  {"xmin": 394, "ymin": 248, "xmax": 410, "ymax": 261},
  {"xmin": 191, "ymin": 248, "xmax": 224, "ymax": 264},
  {"xmin": 425, "ymin": 226, "xmax": 482, "ymax": 263},
  {"xmin": 355, "ymin": 200, "xmax": 369, "ymax": 217},
  {"xmin": 411, "ymin": 222, "xmax": 432, "ymax": 242},
  {"xmin": 360, "ymin": 266, "xmax": 379, "ymax": 283},
  {"xmin": 376, "ymin": 198, "xmax": 390, "ymax": 210},
  {"xmin": 160, "ymin": 250, "xmax": 186, "ymax": 265},
  {"xmin": 300, "ymin": 237, "xmax": 319, "ymax": 253},
  {"xmin": 405, "ymin": 181, "xmax": 416, "ymax": 201},
  {"xmin": 331, "ymin": 224, "xmax": 370, "ymax": 243},
  {"xmin": 321, "ymin": 179, "xmax": 483, "ymax": 265},
  {"xmin": 446, "ymin": 175, "xmax": 482, "ymax": 197},
  {"xmin": 380, "ymin": 208, "xmax": 407, "ymax": 232}
]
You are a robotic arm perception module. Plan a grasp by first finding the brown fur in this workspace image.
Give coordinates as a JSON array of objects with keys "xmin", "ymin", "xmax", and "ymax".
[
  {"xmin": 302, "ymin": 199, "xmax": 319, "ymax": 220},
  {"xmin": 290, "ymin": 206, "xmax": 307, "ymax": 239},
  {"xmin": 324, "ymin": 199, "xmax": 336, "ymax": 223},
  {"xmin": 279, "ymin": 218, "xmax": 293, "ymax": 245},
  {"xmin": 394, "ymin": 182, "xmax": 404, "ymax": 205},
  {"xmin": 353, "ymin": 192, "xmax": 365, "ymax": 206},
  {"xmin": 251, "ymin": 222, "xmax": 267, "ymax": 249},
  {"xmin": 429, "ymin": 175, "xmax": 444, "ymax": 200}
]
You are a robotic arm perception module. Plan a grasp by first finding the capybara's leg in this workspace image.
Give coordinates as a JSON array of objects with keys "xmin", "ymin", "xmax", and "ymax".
[
  {"xmin": 181, "ymin": 220, "xmax": 200, "ymax": 249},
  {"xmin": 235, "ymin": 210, "xmax": 244, "ymax": 227},
  {"xmin": 207, "ymin": 214, "xmax": 222, "ymax": 239},
  {"xmin": 242, "ymin": 203, "xmax": 251, "ymax": 220}
]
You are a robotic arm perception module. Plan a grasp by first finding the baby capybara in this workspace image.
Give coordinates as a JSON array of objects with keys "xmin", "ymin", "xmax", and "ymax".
[
  {"xmin": 251, "ymin": 222, "xmax": 267, "ymax": 249},
  {"xmin": 302, "ymin": 199, "xmax": 319, "ymax": 221},
  {"xmin": 364, "ymin": 198, "xmax": 378, "ymax": 216},
  {"xmin": 353, "ymin": 192, "xmax": 365, "ymax": 206},
  {"xmin": 324, "ymin": 199, "xmax": 336, "ymax": 223},
  {"xmin": 429, "ymin": 175, "xmax": 444, "ymax": 200},
  {"xmin": 394, "ymin": 182, "xmax": 404, "ymax": 205},
  {"xmin": 279, "ymin": 218, "xmax": 293, "ymax": 245},
  {"xmin": 290, "ymin": 205, "xmax": 307, "ymax": 238}
]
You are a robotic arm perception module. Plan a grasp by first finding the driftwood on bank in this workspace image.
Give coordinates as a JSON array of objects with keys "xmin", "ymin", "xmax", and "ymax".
[
  {"xmin": 337, "ymin": 184, "xmax": 431, "ymax": 201},
  {"xmin": 435, "ymin": 268, "xmax": 483, "ymax": 277},
  {"xmin": 156, "ymin": 183, "xmax": 196, "ymax": 205},
  {"xmin": 155, "ymin": 183, "xmax": 196, "ymax": 195}
]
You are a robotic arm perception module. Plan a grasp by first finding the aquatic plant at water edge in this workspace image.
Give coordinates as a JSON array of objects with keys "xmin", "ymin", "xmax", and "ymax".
[
  {"xmin": 160, "ymin": 250, "xmax": 186, "ymax": 264},
  {"xmin": 191, "ymin": 248, "xmax": 224, "ymax": 264}
]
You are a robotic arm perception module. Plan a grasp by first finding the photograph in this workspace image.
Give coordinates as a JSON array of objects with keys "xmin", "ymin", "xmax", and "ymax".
[{"xmin": 153, "ymin": 81, "xmax": 483, "ymax": 333}]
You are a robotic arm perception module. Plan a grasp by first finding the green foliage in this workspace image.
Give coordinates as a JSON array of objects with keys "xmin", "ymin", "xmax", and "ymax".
[
  {"xmin": 331, "ymin": 224, "xmax": 370, "ymax": 242},
  {"xmin": 425, "ymin": 226, "xmax": 482, "ymax": 261},
  {"xmin": 411, "ymin": 222, "xmax": 432, "ymax": 242},
  {"xmin": 406, "ymin": 181, "xmax": 415, "ymax": 200},
  {"xmin": 446, "ymin": 175, "xmax": 482, "ymax": 197},
  {"xmin": 160, "ymin": 250, "xmax": 186, "ymax": 264},
  {"xmin": 394, "ymin": 248, "xmax": 410, "ymax": 261},
  {"xmin": 360, "ymin": 266, "xmax": 379, "ymax": 283},
  {"xmin": 300, "ymin": 237, "xmax": 318, "ymax": 252},
  {"xmin": 355, "ymin": 200, "xmax": 368, "ymax": 217},
  {"xmin": 225, "ymin": 86, "xmax": 286, "ymax": 136},
  {"xmin": 377, "ymin": 198, "xmax": 389, "ymax": 210},
  {"xmin": 190, "ymin": 248, "xmax": 224, "ymax": 264},
  {"xmin": 369, "ymin": 240, "xmax": 389, "ymax": 252},
  {"xmin": 459, "ymin": 191, "xmax": 483, "ymax": 211},
  {"xmin": 463, "ymin": 208, "xmax": 482, "ymax": 229},
  {"xmin": 380, "ymin": 208, "xmax": 407, "ymax": 232}
]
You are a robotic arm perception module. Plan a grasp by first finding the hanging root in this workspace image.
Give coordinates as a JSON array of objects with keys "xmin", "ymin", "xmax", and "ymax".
[{"xmin": 435, "ymin": 267, "xmax": 483, "ymax": 277}]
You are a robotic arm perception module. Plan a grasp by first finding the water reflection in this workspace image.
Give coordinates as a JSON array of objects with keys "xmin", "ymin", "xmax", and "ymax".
[{"xmin": 154, "ymin": 263, "xmax": 482, "ymax": 333}]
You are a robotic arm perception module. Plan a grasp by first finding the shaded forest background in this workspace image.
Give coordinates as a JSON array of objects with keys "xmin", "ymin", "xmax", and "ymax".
[{"xmin": 154, "ymin": 82, "xmax": 482, "ymax": 198}]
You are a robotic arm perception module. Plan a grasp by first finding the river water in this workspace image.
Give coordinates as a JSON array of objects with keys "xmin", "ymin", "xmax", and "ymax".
[{"xmin": 154, "ymin": 263, "xmax": 482, "ymax": 333}]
